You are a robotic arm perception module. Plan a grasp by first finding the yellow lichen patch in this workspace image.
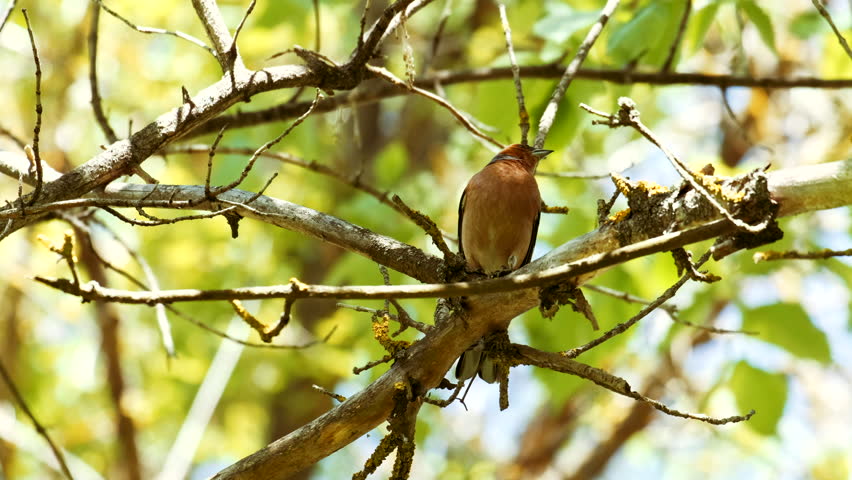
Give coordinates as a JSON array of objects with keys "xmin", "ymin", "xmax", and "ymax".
[
  {"xmin": 634, "ymin": 180, "xmax": 670, "ymax": 195},
  {"xmin": 608, "ymin": 208, "xmax": 631, "ymax": 223},
  {"xmin": 611, "ymin": 173, "xmax": 633, "ymax": 196},
  {"xmin": 372, "ymin": 314, "xmax": 411, "ymax": 355},
  {"xmin": 695, "ymin": 171, "xmax": 747, "ymax": 203}
]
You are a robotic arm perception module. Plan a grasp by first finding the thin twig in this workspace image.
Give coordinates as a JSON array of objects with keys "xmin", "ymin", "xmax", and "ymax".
[
  {"xmin": 584, "ymin": 284, "xmax": 756, "ymax": 335},
  {"xmin": 88, "ymin": 2, "xmax": 118, "ymax": 143},
  {"xmin": 423, "ymin": 0, "xmax": 452, "ymax": 72},
  {"xmin": 205, "ymin": 126, "xmax": 229, "ymax": 198},
  {"xmin": 96, "ymin": 0, "xmax": 214, "ymax": 57},
  {"xmin": 312, "ymin": 384, "xmax": 347, "ymax": 402},
  {"xmin": 498, "ymin": 2, "xmax": 530, "ymax": 145},
  {"xmin": 0, "ymin": 359, "xmax": 75, "ymax": 480},
  {"xmin": 91, "ymin": 215, "xmax": 326, "ymax": 349},
  {"xmin": 391, "ymin": 193, "xmax": 459, "ymax": 263},
  {"xmin": 514, "ymin": 343, "xmax": 755, "ymax": 426},
  {"xmin": 581, "ymin": 98, "xmax": 774, "ymax": 233},
  {"xmin": 660, "ymin": 0, "xmax": 691, "ymax": 72},
  {"xmin": 537, "ymin": 170, "xmax": 612, "ymax": 180},
  {"xmin": 22, "ymin": 9, "xmax": 44, "ymax": 206},
  {"xmin": 812, "ymin": 0, "xmax": 852, "ymax": 60},
  {"xmin": 209, "ymin": 90, "xmax": 322, "ymax": 197},
  {"xmin": 368, "ymin": 64, "xmax": 504, "ymax": 149},
  {"xmin": 357, "ymin": 0, "xmax": 370, "ymax": 52},
  {"xmin": 33, "ymin": 222, "xmax": 740, "ymax": 304},
  {"xmin": 0, "ymin": 0, "xmax": 17, "ymax": 34},
  {"xmin": 390, "ymin": 298, "xmax": 431, "ymax": 334},
  {"xmin": 563, "ymin": 250, "xmax": 712, "ymax": 359},
  {"xmin": 534, "ymin": 0, "xmax": 620, "ymax": 148},
  {"xmin": 0, "ymin": 124, "xmax": 27, "ymax": 150},
  {"xmin": 101, "ymin": 204, "xmax": 238, "ymax": 227},
  {"xmin": 225, "ymin": 0, "xmax": 256, "ymax": 82},
  {"xmin": 753, "ymin": 247, "xmax": 852, "ymax": 262}
]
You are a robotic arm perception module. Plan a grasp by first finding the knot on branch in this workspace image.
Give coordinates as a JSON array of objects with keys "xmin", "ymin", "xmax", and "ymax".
[
  {"xmin": 294, "ymin": 46, "xmax": 364, "ymax": 92},
  {"xmin": 539, "ymin": 283, "xmax": 600, "ymax": 330}
]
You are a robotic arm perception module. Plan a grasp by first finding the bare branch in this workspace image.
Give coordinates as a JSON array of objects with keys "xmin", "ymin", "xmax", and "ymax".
[
  {"xmin": 209, "ymin": 90, "xmax": 321, "ymax": 198},
  {"xmin": 534, "ymin": 0, "xmax": 620, "ymax": 148},
  {"xmin": 88, "ymin": 1, "xmax": 118, "ymax": 143},
  {"xmin": 513, "ymin": 344, "xmax": 754, "ymax": 425},
  {"xmin": 368, "ymin": 65, "xmax": 504, "ymax": 149},
  {"xmin": 812, "ymin": 0, "xmax": 852, "ymax": 61},
  {"xmin": 0, "ymin": 124, "xmax": 26, "ymax": 150},
  {"xmin": 583, "ymin": 284, "xmax": 755, "ymax": 335},
  {"xmin": 96, "ymin": 0, "xmax": 214, "ymax": 57},
  {"xmin": 22, "ymin": 9, "xmax": 44, "ymax": 207},
  {"xmin": 191, "ymin": 0, "xmax": 242, "ymax": 71},
  {"xmin": 563, "ymin": 250, "xmax": 710, "ymax": 359},
  {"xmin": 0, "ymin": 0, "xmax": 16, "ymax": 33},
  {"xmin": 189, "ymin": 66, "xmax": 852, "ymax": 138},
  {"xmin": 753, "ymin": 247, "xmax": 852, "ymax": 262},
  {"xmin": 351, "ymin": 0, "xmax": 418, "ymax": 68},
  {"xmin": 497, "ymin": 2, "xmax": 530, "ymax": 145},
  {"xmin": 0, "ymin": 359, "xmax": 75, "ymax": 480}
]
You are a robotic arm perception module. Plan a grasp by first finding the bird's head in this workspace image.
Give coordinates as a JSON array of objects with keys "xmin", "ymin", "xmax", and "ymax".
[{"xmin": 494, "ymin": 143, "xmax": 554, "ymax": 172}]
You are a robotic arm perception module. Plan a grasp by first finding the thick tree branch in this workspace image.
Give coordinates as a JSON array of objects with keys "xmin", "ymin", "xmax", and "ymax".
[
  {"xmin": 0, "ymin": 63, "xmax": 319, "ymax": 240},
  {"xmin": 205, "ymin": 159, "xmax": 850, "ymax": 479}
]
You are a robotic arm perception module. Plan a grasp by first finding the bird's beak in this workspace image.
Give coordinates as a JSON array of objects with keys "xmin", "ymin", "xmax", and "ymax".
[{"xmin": 532, "ymin": 149, "xmax": 554, "ymax": 159}]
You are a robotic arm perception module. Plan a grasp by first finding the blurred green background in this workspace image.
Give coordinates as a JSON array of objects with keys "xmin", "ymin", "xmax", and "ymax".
[{"xmin": 0, "ymin": 0, "xmax": 850, "ymax": 479}]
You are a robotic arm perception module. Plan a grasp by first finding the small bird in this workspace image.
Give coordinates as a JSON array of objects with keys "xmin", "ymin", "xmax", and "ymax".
[{"xmin": 455, "ymin": 143, "xmax": 553, "ymax": 383}]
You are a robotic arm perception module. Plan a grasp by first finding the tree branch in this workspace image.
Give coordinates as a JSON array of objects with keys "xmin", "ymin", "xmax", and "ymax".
[
  {"xmin": 186, "ymin": 66, "xmax": 852, "ymax": 138},
  {"xmin": 190, "ymin": 0, "xmax": 239, "ymax": 70},
  {"xmin": 533, "ymin": 0, "xmax": 619, "ymax": 148}
]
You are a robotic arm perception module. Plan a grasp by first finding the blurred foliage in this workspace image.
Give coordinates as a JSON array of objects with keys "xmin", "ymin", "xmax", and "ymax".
[{"xmin": 0, "ymin": 0, "xmax": 851, "ymax": 479}]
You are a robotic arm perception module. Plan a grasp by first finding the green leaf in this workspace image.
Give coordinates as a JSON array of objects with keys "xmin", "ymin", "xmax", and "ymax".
[
  {"xmin": 790, "ymin": 11, "xmax": 828, "ymax": 39},
  {"xmin": 607, "ymin": 2, "xmax": 673, "ymax": 63},
  {"xmin": 686, "ymin": 2, "xmax": 721, "ymax": 53},
  {"xmin": 738, "ymin": 0, "xmax": 777, "ymax": 52},
  {"xmin": 533, "ymin": 2, "xmax": 602, "ymax": 45},
  {"xmin": 729, "ymin": 361, "xmax": 787, "ymax": 436},
  {"xmin": 742, "ymin": 303, "xmax": 832, "ymax": 364}
]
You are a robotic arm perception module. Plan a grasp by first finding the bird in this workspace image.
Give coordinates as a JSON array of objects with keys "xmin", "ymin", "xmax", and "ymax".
[{"xmin": 455, "ymin": 143, "xmax": 553, "ymax": 383}]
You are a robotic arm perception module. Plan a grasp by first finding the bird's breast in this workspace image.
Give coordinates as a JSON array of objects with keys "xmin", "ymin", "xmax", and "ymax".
[{"xmin": 461, "ymin": 162, "xmax": 541, "ymax": 274}]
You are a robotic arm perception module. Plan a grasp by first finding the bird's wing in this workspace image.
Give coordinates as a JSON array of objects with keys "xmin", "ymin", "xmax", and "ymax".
[
  {"xmin": 521, "ymin": 209, "xmax": 540, "ymax": 267},
  {"xmin": 457, "ymin": 187, "xmax": 467, "ymax": 260}
]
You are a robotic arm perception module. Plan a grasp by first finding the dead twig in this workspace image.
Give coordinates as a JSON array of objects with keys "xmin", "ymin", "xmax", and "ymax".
[
  {"xmin": 497, "ymin": 2, "xmax": 530, "ymax": 145},
  {"xmin": 22, "ymin": 9, "xmax": 44, "ymax": 207},
  {"xmin": 0, "ymin": 357, "xmax": 75, "ymax": 480},
  {"xmin": 368, "ymin": 64, "xmax": 504, "ymax": 149},
  {"xmin": 753, "ymin": 247, "xmax": 852, "ymax": 262},
  {"xmin": 96, "ymin": 0, "xmax": 214, "ymax": 57},
  {"xmin": 534, "ymin": 0, "xmax": 620, "ymax": 148},
  {"xmin": 811, "ymin": 0, "xmax": 852, "ymax": 61}
]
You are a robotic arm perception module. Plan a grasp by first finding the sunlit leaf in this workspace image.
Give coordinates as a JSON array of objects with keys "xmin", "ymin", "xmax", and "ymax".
[
  {"xmin": 686, "ymin": 1, "xmax": 721, "ymax": 53},
  {"xmin": 729, "ymin": 360, "xmax": 787, "ymax": 436},
  {"xmin": 742, "ymin": 303, "xmax": 832, "ymax": 364},
  {"xmin": 738, "ymin": 0, "xmax": 777, "ymax": 52}
]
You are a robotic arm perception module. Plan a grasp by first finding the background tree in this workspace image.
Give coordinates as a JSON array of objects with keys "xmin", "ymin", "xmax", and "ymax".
[{"xmin": 0, "ymin": 0, "xmax": 850, "ymax": 479}]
